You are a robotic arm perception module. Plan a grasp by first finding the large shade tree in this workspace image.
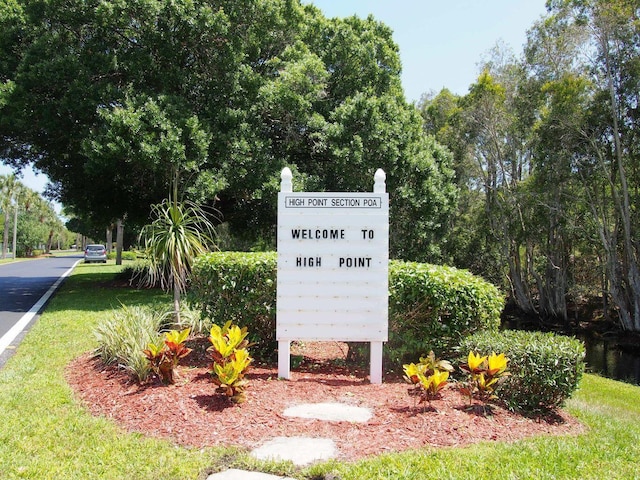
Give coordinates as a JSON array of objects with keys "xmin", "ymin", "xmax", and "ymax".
[
  {"xmin": 540, "ymin": 0, "xmax": 640, "ymax": 331},
  {"xmin": 0, "ymin": 0, "xmax": 456, "ymax": 262}
]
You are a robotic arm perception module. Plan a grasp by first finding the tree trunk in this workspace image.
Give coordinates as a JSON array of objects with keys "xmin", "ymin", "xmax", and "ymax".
[
  {"xmin": 2, "ymin": 212, "xmax": 9, "ymax": 259},
  {"xmin": 173, "ymin": 283, "xmax": 181, "ymax": 323},
  {"xmin": 45, "ymin": 230, "xmax": 54, "ymax": 254},
  {"xmin": 106, "ymin": 226, "xmax": 113, "ymax": 253},
  {"xmin": 12, "ymin": 206, "xmax": 18, "ymax": 259},
  {"xmin": 538, "ymin": 209, "xmax": 568, "ymax": 322},
  {"xmin": 116, "ymin": 219, "xmax": 124, "ymax": 265},
  {"xmin": 508, "ymin": 241, "xmax": 536, "ymax": 315}
]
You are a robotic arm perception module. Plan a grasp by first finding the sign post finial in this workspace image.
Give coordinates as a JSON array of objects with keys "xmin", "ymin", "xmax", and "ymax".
[
  {"xmin": 281, "ymin": 167, "xmax": 293, "ymax": 193},
  {"xmin": 374, "ymin": 169, "xmax": 386, "ymax": 193}
]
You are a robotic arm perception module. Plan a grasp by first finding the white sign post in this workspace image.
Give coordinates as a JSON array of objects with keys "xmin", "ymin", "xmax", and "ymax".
[{"xmin": 277, "ymin": 167, "xmax": 389, "ymax": 383}]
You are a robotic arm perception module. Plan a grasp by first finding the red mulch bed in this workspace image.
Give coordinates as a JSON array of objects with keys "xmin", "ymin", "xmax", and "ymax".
[{"xmin": 65, "ymin": 340, "xmax": 586, "ymax": 462}]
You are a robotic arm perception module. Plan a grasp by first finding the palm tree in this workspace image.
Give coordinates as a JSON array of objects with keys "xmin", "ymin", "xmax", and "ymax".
[
  {"xmin": 19, "ymin": 189, "xmax": 47, "ymax": 256},
  {"xmin": 44, "ymin": 214, "xmax": 64, "ymax": 253},
  {"xmin": 1, "ymin": 174, "xmax": 21, "ymax": 259},
  {"xmin": 139, "ymin": 185, "xmax": 217, "ymax": 321}
]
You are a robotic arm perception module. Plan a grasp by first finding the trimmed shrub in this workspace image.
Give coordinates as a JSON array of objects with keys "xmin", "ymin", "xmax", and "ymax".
[
  {"xmin": 191, "ymin": 252, "xmax": 277, "ymax": 359},
  {"xmin": 106, "ymin": 250, "xmax": 138, "ymax": 261},
  {"xmin": 191, "ymin": 252, "xmax": 504, "ymax": 364},
  {"xmin": 386, "ymin": 261, "xmax": 503, "ymax": 364},
  {"xmin": 457, "ymin": 330, "xmax": 586, "ymax": 414}
]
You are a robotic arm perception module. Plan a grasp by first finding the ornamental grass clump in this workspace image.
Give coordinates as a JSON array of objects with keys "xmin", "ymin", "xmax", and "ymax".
[
  {"xmin": 94, "ymin": 303, "xmax": 169, "ymax": 381},
  {"xmin": 403, "ymin": 351, "xmax": 454, "ymax": 409},
  {"xmin": 208, "ymin": 321, "xmax": 252, "ymax": 403}
]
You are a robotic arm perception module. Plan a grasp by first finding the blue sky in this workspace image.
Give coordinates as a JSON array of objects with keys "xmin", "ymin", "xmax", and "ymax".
[
  {"xmin": 1, "ymin": 1, "xmax": 548, "ymax": 197},
  {"xmin": 304, "ymin": 0, "xmax": 548, "ymax": 101},
  {"xmin": 0, "ymin": 164, "xmax": 51, "ymax": 204}
]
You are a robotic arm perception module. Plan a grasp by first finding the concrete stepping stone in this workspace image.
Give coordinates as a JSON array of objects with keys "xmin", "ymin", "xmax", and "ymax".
[
  {"xmin": 251, "ymin": 436, "xmax": 336, "ymax": 466},
  {"xmin": 283, "ymin": 402, "xmax": 372, "ymax": 422},
  {"xmin": 216, "ymin": 403, "xmax": 369, "ymax": 472},
  {"xmin": 206, "ymin": 469, "xmax": 296, "ymax": 480}
]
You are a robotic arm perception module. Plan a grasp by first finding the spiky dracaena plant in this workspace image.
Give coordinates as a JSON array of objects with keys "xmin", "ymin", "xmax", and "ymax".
[{"xmin": 139, "ymin": 183, "xmax": 217, "ymax": 322}]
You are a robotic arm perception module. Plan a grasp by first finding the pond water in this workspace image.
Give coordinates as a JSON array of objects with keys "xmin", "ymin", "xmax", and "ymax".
[
  {"xmin": 502, "ymin": 319, "xmax": 640, "ymax": 386},
  {"xmin": 577, "ymin": 333, "xmax": 640, "ymax": 386}
]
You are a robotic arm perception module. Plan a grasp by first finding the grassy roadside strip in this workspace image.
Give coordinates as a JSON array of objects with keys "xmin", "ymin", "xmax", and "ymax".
[
  {"xmin": 0, "ymin": 262, "xmax": 639, "ymax": 479},
  {"xmin": 0, "ymin": 263, "xmax": 241, "ymax": 480},
  {"xmin": 0, "ymin": 257, "xmax": 37, "ymax": 265}
]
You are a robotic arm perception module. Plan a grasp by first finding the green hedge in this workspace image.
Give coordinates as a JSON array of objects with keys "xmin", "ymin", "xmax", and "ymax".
[
  {"xmin": 191, "ymin": 252, "xmax": 504, "ymax": 364},
  {"xmin": 386, "ymin": 261, "xmax": 503, "ymax": 363},
  {"xmin": 191, "ymin": 252, "xmax": 277, "ymax": 359},
  {"xmin": 457, "ymin": 330, "xmax": 586, "ymax": 413},
  {"xmin": 107, "ymin": 250, "xmax": 138, "ymax": 261}
]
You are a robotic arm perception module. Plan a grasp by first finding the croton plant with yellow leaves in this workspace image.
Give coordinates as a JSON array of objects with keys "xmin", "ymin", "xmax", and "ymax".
[
  {"xmin": 403, "ymin": 349, "xmax": 509, "ymax": 410},
  {"xmin": 208, "ymin": 321, "xmax": 253, "ymax": 403},
  {"xmin": 143, "ymin": 328, "xmax": 192, "ymax": 385},
  {"xmin": 459, "ymin": 351, "xmax": 510, "ymax": 404},
  {"xmin": 403, "ymin": 351, "xmax": 454, "ymax": 408}
]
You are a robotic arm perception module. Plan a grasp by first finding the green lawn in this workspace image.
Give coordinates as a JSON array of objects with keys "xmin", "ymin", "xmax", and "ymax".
[{"xmin": 0, "ymin": 263, "xmax": 639, "ymax": 479}]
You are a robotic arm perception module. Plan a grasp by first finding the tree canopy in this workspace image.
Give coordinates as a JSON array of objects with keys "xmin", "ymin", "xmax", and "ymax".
[{"xmin": 0, "ymin": 0, "xmax": 456, "ymax": 261}]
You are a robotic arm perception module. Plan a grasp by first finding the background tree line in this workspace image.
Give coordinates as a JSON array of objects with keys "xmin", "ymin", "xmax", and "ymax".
[
  {"xmin": 1, "ymin": 0, "xmax": 638, "ymax": 333},
  {"xmin": 420, "ymin": 0, "xmax": 640, "ymax": 331},
  {"xmin": 0, "ymin": 174, "xmax": 70, "ymax": 257}
]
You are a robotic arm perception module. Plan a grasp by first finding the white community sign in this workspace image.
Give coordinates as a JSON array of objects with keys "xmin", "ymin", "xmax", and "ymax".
[{"xmin": 276, "ymin": 167, "xmax": 389, "ymax": 383}]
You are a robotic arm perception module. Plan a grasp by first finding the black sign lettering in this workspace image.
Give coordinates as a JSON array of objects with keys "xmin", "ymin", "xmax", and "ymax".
[
  {"xmin": 291, "ymin": 229, "xmax": 345, "ymax": 240},
  {"xmin": 296, "ymin": 256, "xmax": 322, "ymax": 267},
  {"xmin": 338, "ymin": 257, "xmax": 372, "ymax": 268}
]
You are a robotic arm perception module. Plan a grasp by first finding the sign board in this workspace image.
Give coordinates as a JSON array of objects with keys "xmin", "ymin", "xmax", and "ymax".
[{"xmin": 276, "ymin": 167, "xmax": 389, "ymax": 383}]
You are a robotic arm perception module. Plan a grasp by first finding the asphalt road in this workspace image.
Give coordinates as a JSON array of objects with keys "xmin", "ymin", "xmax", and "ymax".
[{"xmin": 0, "ymin": 254, "xmax": 81, "ymax": 367}]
